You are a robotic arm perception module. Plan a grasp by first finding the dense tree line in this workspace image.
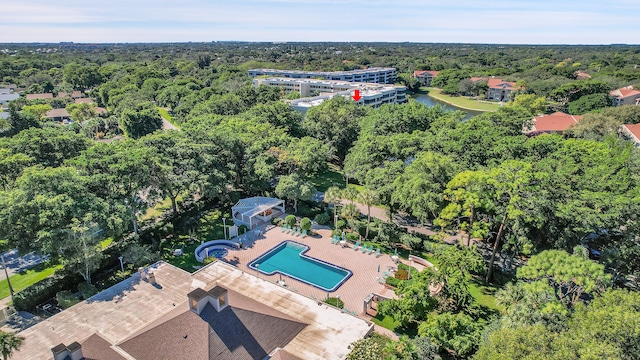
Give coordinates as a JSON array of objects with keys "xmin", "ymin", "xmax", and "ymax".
[{"xmin": 1, "ymin": 43, "xmax": 639, "ymax": 358}]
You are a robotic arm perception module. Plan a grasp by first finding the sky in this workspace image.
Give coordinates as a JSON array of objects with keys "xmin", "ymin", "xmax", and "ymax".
[{"xmin": 1, "ymin": 0, "xmax": 639, "ymax": 44}]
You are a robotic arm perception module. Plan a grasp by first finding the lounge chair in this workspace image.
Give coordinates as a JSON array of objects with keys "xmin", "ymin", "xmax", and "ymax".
[
  {"xmin": 331, "ymin": 236, "xmax": 339, "ymax": 244},
  {"xmin": 294, "ymin": 227, "xmax": 300, "ymax": 236},
  {"xmin": 373, "ymin": 248, "xmax": 380, "ymax": 257},
  {"xmin": 366, "ymin": 246, "xmax": 374, "ymax": 255},
  {"xmin": 281, "ymin": 225, "xmax": 287, "ymax": 232},
  {"xmin": 353, "ymin": 241, "xmax": 361, "ymax": 251},
  {"xmin": 361, "ymin": 244, "xmax": 369, "ymax": 253},
  {"xmin": 301, "ymin": 229, "xmax": 307, "ymax": 238}
]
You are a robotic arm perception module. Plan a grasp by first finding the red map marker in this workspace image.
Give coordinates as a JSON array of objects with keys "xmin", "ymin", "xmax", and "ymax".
[{"xmin": 352, "ymin": 89, "xmax": 362, "ymax": 102}]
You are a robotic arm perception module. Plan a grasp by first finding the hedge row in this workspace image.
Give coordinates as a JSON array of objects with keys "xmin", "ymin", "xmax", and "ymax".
[{"xmin": 13, "ymin": 271, "xmax": 83, "ymax": 311}]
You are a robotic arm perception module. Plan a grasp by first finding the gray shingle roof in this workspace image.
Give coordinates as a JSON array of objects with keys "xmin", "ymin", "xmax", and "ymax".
[{"xmin": 118, "ymin": 290, "xmax": 307, "ymax": 360}]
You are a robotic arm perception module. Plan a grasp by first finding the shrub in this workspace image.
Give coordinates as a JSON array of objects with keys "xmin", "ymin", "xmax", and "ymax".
[
  {"xmin": 285, "ymin": 215, "xmax": 297, "ymax": 227},
  {"xmin": 271, "ymin": 217, "xmax": 284, "ymax": 226},
  {"xmin": 14, "ymin": 272, "xmax": 83, "ymax": 311},
  {"xmin": 385, "ymin": 276, "xmax": 400, "ymax": 287},
  {"xmin": 345, "ymin": 233, "xmax": 359, "ymax": 242},
  {"xmin": 78, "ymin": 282, "xmax": 99, "ymax": 299},
  {"xmin": 568, "ymin": 93, "xmax": 612, "ymax": 115},
  {"xmin": 324, "ymin": 297, "xmax": 344, "ymax": 308},
  {"xmin": 314, "ymin": 213, "xmax": 330, "ymax": 225},
  {"xmin": 400, "ymin": 234, "xmax": 423, "ymax": 251},
  {"xmin": 335, "ymin": 220, "xmax": 347, "ymax": 230},
  {"xmin": 395, "ymin": 269, "xmax": 409, "ymax": 280},
  {"xmin": 375, "ymin": 222, "xmax": 406, "ymax": 246},
  {"xmin": 238, "ymin": 224, "xmax": 248, "ymax": 235},
  {"xmin": 300, "ymin": 217, "xmax": 312, "ymax": 231},
  {"xmin": 56, "ymin": 291, "xmax": 80, "ymax": 309},
  {"xmin": 203, "ymin": 257, "xmax": 216, "ymax": 265}
]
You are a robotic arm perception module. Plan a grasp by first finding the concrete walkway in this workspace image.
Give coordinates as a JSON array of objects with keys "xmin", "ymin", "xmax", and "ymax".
[{"xmin": 161, "ymin": 117, "xmax": 178, "ymax": 131}]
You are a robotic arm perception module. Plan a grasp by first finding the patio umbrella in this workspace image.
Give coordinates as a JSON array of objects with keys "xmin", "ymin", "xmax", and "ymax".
[
  {"xmin": 393, "ymin": 248, "xmax": 398, "ymax": 256},
  {"xmin": 377, "ymin": 264, "xmax": 380, "ymax": 273}
]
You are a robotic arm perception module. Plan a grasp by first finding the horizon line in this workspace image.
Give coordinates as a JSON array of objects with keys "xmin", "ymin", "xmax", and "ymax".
[{"xmin": 1, "ymin": 41, "xmax": 639, "ymax": 46}]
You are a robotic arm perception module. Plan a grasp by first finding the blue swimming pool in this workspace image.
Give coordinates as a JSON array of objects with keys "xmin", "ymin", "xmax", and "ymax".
[{"xmin": 248, "ymin": 241, "xmax": 352, "ymax": 292}]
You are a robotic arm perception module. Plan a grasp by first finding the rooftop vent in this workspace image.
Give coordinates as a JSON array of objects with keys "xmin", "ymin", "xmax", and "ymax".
[
  {"xmin": 187, "ymin": 285, "xmax": 229, "ymax": 314},
  {"xmin": 51, "ymin": 341, "xmax": 83, "ymax": 360}
]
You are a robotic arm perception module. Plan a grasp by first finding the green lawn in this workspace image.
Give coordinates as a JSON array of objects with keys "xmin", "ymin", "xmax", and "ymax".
[
  {"xmin": 140, "ymin": 195, "xmax": 184, "ymax": 222},
  {"xmin": 468, "ymin": 278, "xmax": 503, "ymax": 312},
  {"xmin": 372, "ymin": 313, "xmax": 401, "ymax": 331},
  {"xmin": 162, "ymin": 239, "xmax": 201, "ymax": 272},
  {"xmin": 100, "ymin": 238, "xmax": 113, "ymax": 249},
  {"xmin": 157, "ymin": 107, "xmax": 179, "ymax": 128},
  {"xmin": 306, "ymin": 169, "xmax": 345, "ymax": 192},
  {"xmin": 422, "ymin": 87, "xmax": 501, "ymax": 112},
  {"xmin": 0, "ymin": 263, "xmax": 62, "ymax": 300}
]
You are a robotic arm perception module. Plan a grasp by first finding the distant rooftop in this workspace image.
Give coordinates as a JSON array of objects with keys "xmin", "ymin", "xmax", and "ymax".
[
  {"xmin": 249, "ymin": 67, "xmax": 396, "ymax": 76},
  {"xmin": 525, "ymin": 111, "xmax": 582, "ymax": 135}
]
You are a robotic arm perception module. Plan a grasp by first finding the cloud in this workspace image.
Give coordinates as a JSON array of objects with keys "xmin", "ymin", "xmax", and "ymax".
[{"xmin": 0, "ymin": 0, "xmax": 638, "ymax": 43}]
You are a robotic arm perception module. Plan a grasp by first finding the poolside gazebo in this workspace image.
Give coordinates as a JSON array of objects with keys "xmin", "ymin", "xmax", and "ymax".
[{"xmin": 232, "ymin": 196, "xmax": 285, "ymax": 229}]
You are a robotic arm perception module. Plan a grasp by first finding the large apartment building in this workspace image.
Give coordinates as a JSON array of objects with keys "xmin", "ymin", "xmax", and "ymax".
[
  {"xmin": 248, "ymin": 67, "xmax": 397, "ymax": 84},
  {"xmin": 253, "ymin": 77, "xmax": 406, "ymax": 109}
]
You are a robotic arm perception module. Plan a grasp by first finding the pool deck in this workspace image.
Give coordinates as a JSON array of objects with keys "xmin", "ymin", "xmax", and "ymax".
[{"xmin": 222, "ymin": 224, "xmax": 402, "ymax": 317}]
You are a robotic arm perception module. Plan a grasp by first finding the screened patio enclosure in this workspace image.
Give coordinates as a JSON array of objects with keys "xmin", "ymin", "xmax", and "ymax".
[{"xmin": 232, "ymin": 197, "xmax": 285, "ymax": 229}]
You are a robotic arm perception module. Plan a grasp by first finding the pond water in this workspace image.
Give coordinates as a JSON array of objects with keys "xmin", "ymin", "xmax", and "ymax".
[
  {"xmin": 293, "ymin": 94, "xmax": 485, "ymax": 120},
  {"xmin": 412, "ymin": 94, "xmax": 483, "ymax": 120}
]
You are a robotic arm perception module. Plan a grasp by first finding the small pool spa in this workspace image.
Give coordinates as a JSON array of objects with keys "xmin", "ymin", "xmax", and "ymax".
[
  {"xmin": 248, "ymin": 241, "xmax": 352, "ymax": 292},
  {"xmin": 206, "ymin": 247, "xmax": 228, "ymax": 259}
]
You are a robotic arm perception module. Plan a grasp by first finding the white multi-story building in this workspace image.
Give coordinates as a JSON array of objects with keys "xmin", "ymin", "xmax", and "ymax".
[
  {"xmin": 248, "ymin": 67, "xmax": 397, "ymax": 84},
  {"xmin": 610, "ymin": 86, "xmax": 640, "ymax": 106},
  {"xmin": 253, "ymin": 77, "xmax": 406, "ymax": 109}
]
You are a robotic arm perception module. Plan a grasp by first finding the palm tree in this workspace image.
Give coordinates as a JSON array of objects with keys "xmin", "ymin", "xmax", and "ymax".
[
  {"xmin": 342, "ymin": 187, "xmax": 359, "ymax": 204},
  {"xmin": 0, "ymin": 331, "xmax": 24, "ymax": 360},
  {"xmin": 323, "ymin": 186, "xmax": 343, "ymax": 225},
  {"xmin": 358, "ymin": 188, "xmax": 378, "ymax": 240},
  {"xmin": 340, "ymin": 203, "xmax": 361, "ymax": 233}
]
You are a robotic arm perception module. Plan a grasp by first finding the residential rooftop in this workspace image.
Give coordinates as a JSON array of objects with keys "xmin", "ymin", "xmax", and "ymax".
[
  {"xmin": 524, "ymin": 111, "xmax": 582, "ymax": 135},
  {"xmin": 15, "ymin": 261, "xmax": 372, "ymax": 360}
]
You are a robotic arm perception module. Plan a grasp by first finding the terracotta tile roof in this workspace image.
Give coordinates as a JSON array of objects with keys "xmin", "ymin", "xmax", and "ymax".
[
  {"xmin": 57, "ymin": 91, "xmax": 84, "ymax": 98},
  {"xmin": 74, "ymin": 97, "xmax": 93, "ymax": 104},
  {"xmin": 470, "ymin": 77, "xmax": 488, "ymax": 82},
  {"xmin": 575, "ymin": 70, "xmax": 591, "ymax": 80},
  {"xmin": 80, "ymin": 333, "xmax": 127, "ymax": 360},
  {"xmin": 118, "ymin": 289, "xmax": 307, "ymax": 360},
  {"xmin": 413, "ymin": 70, "xmax": 439, "ymax": 77},
  {"xmin": 487, "ymin": 78, "xmax": 519, "ymax": 90},
  {"xmin": 526, "ymin": 111, "xmax": 582, "ymax": 134},
  {"xmin": 610, "ymin": 86, "xmax": 640, "ymax": 99},
  {"xmin": 622, "ymin": 123, "xmax": 640, "ymax": 142},
  {"xmin": 45, "ymin": 108, "xmax": 70, "ymax": 118},
  {"xmin": 26, "ymin": 93, "xmax": 53, "ymax": 100}
]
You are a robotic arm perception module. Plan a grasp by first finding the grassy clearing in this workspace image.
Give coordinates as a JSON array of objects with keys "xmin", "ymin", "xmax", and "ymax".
[
  {"xmin": 372, "ymin": 313, "xmax": 401, "ymax": 331},
  {"xmin": 0, "ymin": 263, "xmax": 63, "ymax": 300},
  {"xmin": 469, "ymin": 278, "xmax": 503, "ymax": 312},
  {"xmin": 157, "ymin": 107, "xmax": 179, "ymax": 128},
  {"xmin": 307, "ymin": 169, "xmax": 345, "ymax": 192},
  {"xmin": 140, "ymin": 196, "xmax": 184, "ymax": 222},
  {"xmin": 162, "ymin": 238, "xmax": 201, "ymax": 272},
  {"xmin": 100, "ymin": 238, "xmax": 113, "ymax": 249},
  {"xmin": 423, "ymin": 87, "xmax": 501, "ymax": 112}
]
